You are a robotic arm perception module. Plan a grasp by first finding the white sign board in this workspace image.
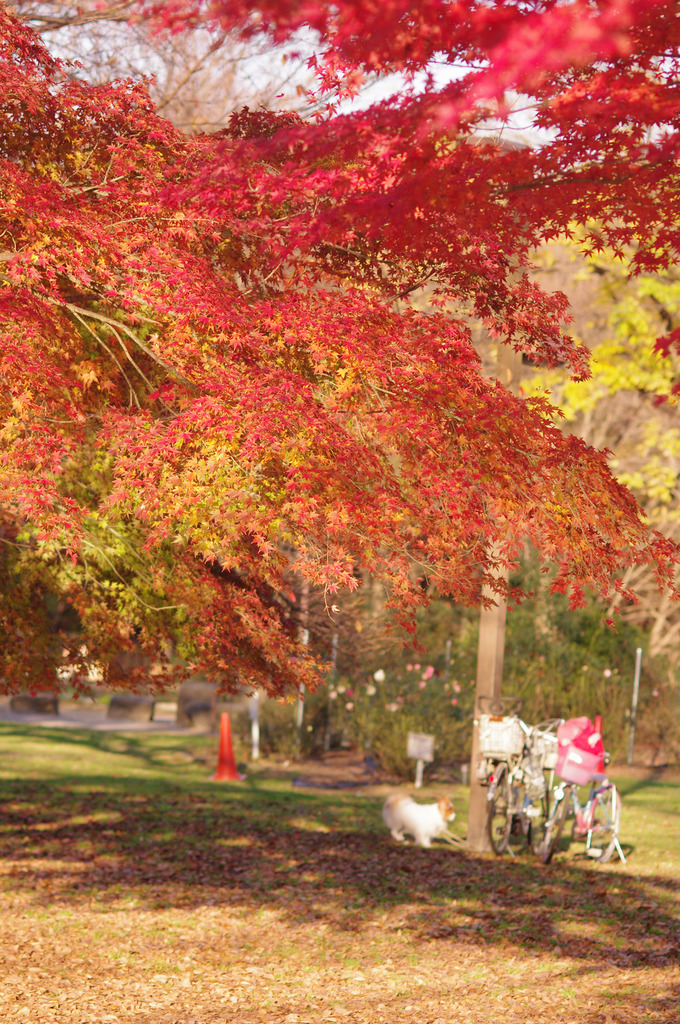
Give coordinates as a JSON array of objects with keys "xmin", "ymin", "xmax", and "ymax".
[{"xmin": 407, "ymin": 731, "xmax": 435, "ymax": 762}]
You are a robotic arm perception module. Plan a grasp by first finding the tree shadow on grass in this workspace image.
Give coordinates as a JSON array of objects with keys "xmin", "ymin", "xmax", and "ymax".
[
  {"xmin": 1, "ymin": 764, "xmax": 679, "ymax": 978},
  {"xmin": 3, "ymin": 727, "xmax": 679, "ymax": 1023}
]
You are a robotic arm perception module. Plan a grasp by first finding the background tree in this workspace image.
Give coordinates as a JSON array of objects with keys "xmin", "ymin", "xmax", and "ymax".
[
  {"xmin": 526, "ymin": 241, "xmax": 680, "ymax": 761},
  {"xmin": 2, "ymin": 1, "xmax": 680, "ymax": 699},
  {"xmin": 10, "ymin": 0, "xmax": 313, "ymax": 130},
  {"xmin": 531, "ymin": 243, "xmax": 680, "ymax": 661}
]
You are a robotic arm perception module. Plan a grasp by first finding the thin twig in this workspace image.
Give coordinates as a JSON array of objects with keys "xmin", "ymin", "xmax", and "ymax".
[
  {"xmin": 69, "ymin": 308, "xmax": 142, "ymax": 410},
  {"xmin": 58, "ymin": 300, "xmax": 199, "ymax": 391}
]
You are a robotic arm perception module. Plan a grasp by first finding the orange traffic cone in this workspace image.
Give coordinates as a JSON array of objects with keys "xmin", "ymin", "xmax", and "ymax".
[{"xmin": 211, "ymin": 712, "xmax": 245, "ymax": 781}]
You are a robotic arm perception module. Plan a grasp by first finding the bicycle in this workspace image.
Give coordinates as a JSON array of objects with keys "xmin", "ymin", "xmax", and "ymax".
[
  {"xmin": 519, "ymin": 717, "xmax": 562, "ymax": 856},
  {"xmin": 538, "ymin": 730, "xmax": 625, "ymax": 865},
  {"xmin": 477, "ymin": 699, "xmax": 561, "ymax": 856},
  {"xmin": 476, "ymin": 697, "xmax": 524, "ymax": 854}
]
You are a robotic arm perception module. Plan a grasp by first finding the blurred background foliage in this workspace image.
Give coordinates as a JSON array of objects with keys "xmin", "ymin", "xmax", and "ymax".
[{"xmin": 228, "ymin": 547, "xmax": 679, "ymax": 779}]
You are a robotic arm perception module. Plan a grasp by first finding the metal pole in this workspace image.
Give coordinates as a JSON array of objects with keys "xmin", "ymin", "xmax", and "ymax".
[
  {"xmin": 627, "ymin": 646, "xmax": 642, "ymax": 766},
  {"xmin": 295, "ymin": 687, "xmax": 304, "ymax": 735},
  {"xmin": 295, "ymin": 580, "xmax": 310, "ymax": 755},
  {"xmin": 443, "ymin": 638, "xmax": 452, "ymax": 684},
  {"xmin": 249, "ymin": 691, "xmax": 260, "ymax": 760},
  {"xmin": 323, "ymin": 631, "xmax": 338, "ymax": 753}
]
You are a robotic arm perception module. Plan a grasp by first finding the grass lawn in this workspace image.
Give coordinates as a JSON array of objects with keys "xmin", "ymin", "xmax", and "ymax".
[{"xmin": 1, "ymin": 723, "xmax": 679, "ymax": 1024}]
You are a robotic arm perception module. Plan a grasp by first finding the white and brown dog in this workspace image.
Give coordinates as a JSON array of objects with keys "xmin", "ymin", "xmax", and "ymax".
[{"xmin": 382, "ymin": 794, "xmax": 455, "ymax": 848}]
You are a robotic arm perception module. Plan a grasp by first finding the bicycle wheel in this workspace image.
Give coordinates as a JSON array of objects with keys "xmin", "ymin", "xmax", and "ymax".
[
  {"xmin": 529, "ymin": 784, "xmax": 551, "ymax": 856},
  {"xmin": 539, "ymin": 788, "xmax": 570, "ymax": 864},
  {"xmin": 487, "ymin": 762, "xmax": 512, "ymax": 854},
  {"xmin": 511, "ymin": 779, "xmax": 530, "ymax": 842},
  {"xmin": 587, "ymin": 785, "xmax": 622, "ymax": 864}
]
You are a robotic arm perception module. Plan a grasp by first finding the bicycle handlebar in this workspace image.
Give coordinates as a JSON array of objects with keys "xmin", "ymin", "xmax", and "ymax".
[{"xmin": 476, "ymin": 695, "xmax": 523, "ymax": 716}]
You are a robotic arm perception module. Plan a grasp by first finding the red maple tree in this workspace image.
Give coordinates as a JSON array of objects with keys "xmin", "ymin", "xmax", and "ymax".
[{"xmin": 1, "ymin": 1, "xmax": 679, "ymax": 695}]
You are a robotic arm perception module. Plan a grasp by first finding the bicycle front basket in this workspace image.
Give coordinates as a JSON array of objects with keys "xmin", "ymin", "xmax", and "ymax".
[
  {"xmin": 532, "ymin": 729, "xmax": 559, "ymax": 770},
  {"xmin": 556, "ymin": 745, "xmax": 603, "ymax": 785},
  {"xmin": 478, "ymin": 714, "xmax": 524, "ymax": 758}
]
